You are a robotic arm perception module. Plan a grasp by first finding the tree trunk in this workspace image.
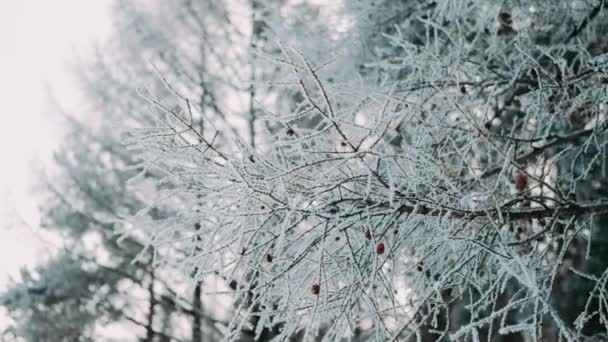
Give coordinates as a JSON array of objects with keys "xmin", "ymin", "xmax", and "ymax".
[{"xmin": 192, "ymin": 281, "xmax": 204, "ymax": 342}]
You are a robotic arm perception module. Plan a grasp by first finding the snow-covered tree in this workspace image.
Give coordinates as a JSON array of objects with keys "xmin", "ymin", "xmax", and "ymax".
[
  {"xmin": 4, "ymin": 0, "xmax": 608, "ymax": 341},
  {"xmin": 125, "ymin": 0, "xmax": 608, "ymax": 341}
]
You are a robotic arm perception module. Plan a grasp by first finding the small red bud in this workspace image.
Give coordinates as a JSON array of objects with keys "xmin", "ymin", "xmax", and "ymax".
[
  {"xmin": 266, "ymin": 254, "xmax": 273, "ymax": 263},
  {"xmin": 376, "ymin": 242, "xmax": 385, "ymax": 255},
  {"xmin": 365, "ymin": 228, "xmax": 372, "ymax": 240}
]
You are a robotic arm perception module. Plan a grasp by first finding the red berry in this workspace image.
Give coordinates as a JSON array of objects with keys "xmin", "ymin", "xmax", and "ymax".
[
  {"xmin": 376, "ymin": 242, "xmax": 385, "ymax": 255},
  {"xmin": 311, "ymin": 283, "xmax": 320, "ymax": 295}
]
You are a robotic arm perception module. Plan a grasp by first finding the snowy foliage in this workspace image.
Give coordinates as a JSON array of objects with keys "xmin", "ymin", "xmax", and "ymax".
[{"xmin": 125, "ymin": 1, "xmax": 608, "ymax": 341}]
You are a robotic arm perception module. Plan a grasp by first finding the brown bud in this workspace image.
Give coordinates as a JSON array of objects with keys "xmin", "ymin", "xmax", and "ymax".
[
  {"xmin": 365, "ymin": 228, "xmax": 372, "ymax": 240},
  {"xmin": 515, "ymin": 172, "xmax": 528, "ymax": 192},
  {"xmin": 498, "ymin": 12, "xmax": 513, "ymax": 26}
]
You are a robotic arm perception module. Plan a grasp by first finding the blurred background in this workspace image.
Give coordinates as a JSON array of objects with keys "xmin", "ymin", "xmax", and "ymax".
[
  {"xmin": 0, "ymin": 0, "xmax": 111, "ymax": 291},
  {"xmin": 0, "ymin": 0, "xmax": 341, "ymax": 340}
]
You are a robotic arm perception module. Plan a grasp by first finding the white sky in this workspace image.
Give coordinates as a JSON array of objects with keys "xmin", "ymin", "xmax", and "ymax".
[{"xmin": 0, "ymin": 0, "xmax": 111, "ymax": 287}]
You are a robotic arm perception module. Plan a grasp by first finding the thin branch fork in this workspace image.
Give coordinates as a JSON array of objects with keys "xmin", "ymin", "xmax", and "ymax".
[{"xmin": 145, "ymin": 64, "xmax": 229, "ymax": 161}]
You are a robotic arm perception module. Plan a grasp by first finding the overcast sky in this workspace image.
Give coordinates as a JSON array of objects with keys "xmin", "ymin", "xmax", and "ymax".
[{"xmin": 0, "ymin": 0, "xmax": 111, "ymax": 287}]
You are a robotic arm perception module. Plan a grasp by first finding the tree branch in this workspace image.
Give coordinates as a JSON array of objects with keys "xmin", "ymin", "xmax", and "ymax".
[{"xmin": 480, "ymin": 121, "xmax": 608, "ymax": 179}]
